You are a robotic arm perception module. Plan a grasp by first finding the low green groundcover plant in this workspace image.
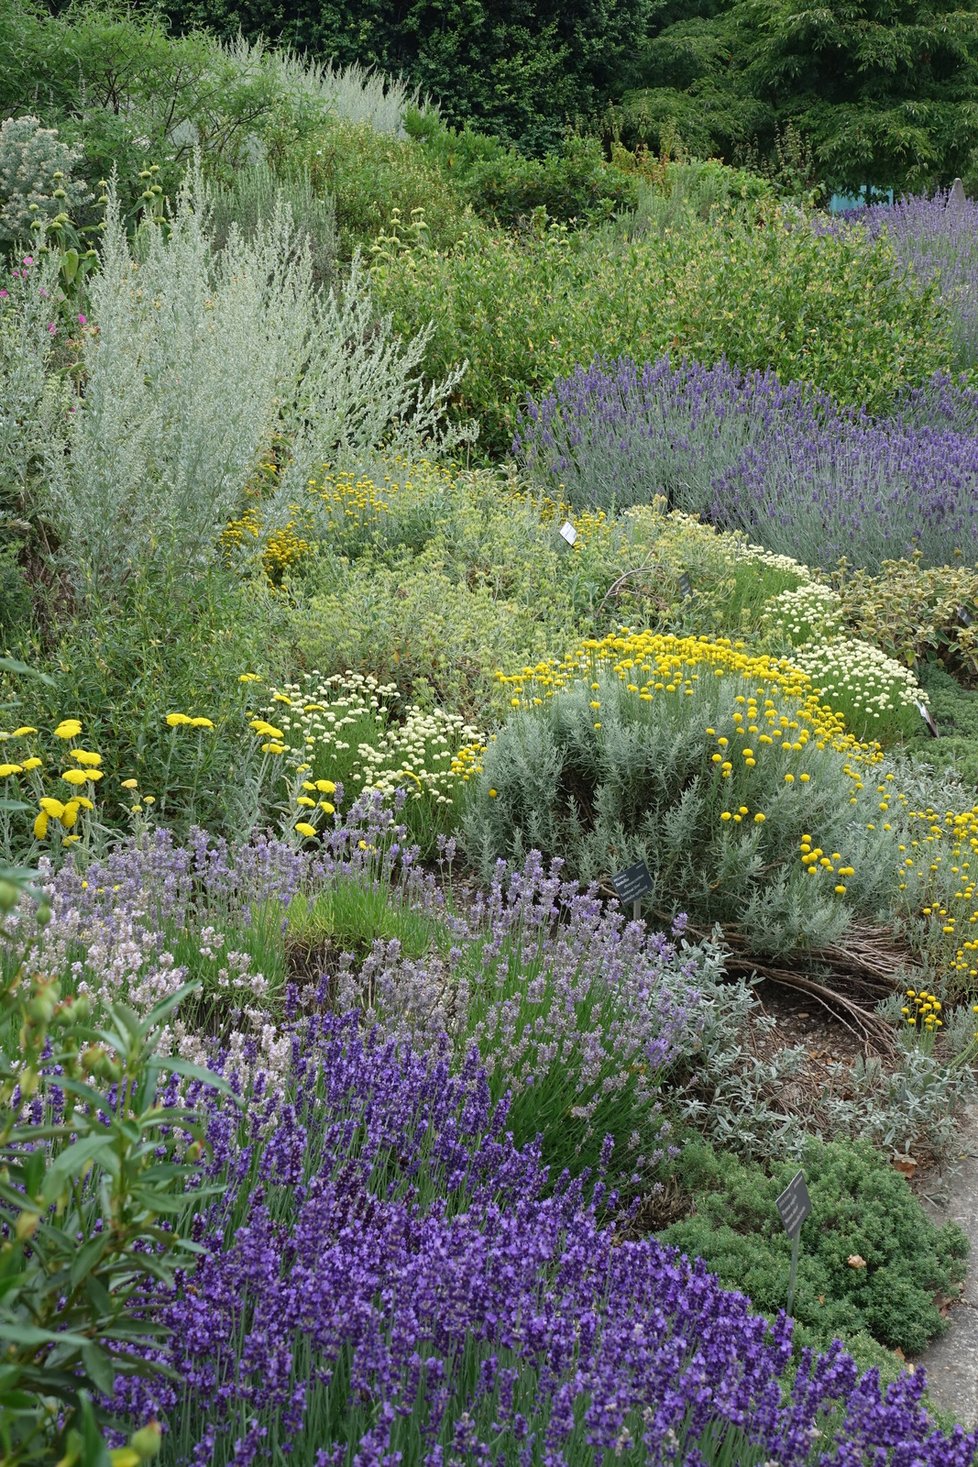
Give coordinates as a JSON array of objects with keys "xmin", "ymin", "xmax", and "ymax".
[{"xmin": 660, "ymin": 1138, "xmax": 967, "ymax": 1371}]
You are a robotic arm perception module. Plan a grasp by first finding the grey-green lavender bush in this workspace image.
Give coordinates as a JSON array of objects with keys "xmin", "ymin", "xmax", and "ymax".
[
  {"xmin": 0, "ymin": 116, "xmax": 91, "ymax": 246},
  {"xmin": 34, "ymin": 165, "xmax": 470, "ymax": 600}
]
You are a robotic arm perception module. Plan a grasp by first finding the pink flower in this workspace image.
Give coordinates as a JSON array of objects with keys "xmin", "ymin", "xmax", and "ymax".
[
  {"xmin": 21, "ymin": 255, "xmax": 33, "ymax": 267},
  {"xmin": 0, "ymin": 289, "xmax": 7, "ymax": 299},
  {"xmin": 77, "ymin": 313, "xmax": 87, "ymax": 325},
  {"xmin": 38, "ymin": 287, "xmax": 48, "ymax": 298},
  {"xmin": 46, "ymin": 323, "xmax": 56, "ymax": 335}
]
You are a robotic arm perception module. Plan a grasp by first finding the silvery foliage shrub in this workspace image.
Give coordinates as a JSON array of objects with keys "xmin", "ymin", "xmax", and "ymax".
[
  {"xmin": 0, "ymin": 249, "xmax": 67, "ymax": 520},
  {"xmin": 0, "ymin": 116, "xmax": 91, "ymax": 245},
  {"xmin": 672, "ymin": 963, "xmax": 977, "ymax": 1167},
  {"xmin": 221, "ymin": 34, "xmax": 430, "ymax": 136},
  {"xmin": 38, "ymin": 166, "xmax": 469, "ymax": 598}
]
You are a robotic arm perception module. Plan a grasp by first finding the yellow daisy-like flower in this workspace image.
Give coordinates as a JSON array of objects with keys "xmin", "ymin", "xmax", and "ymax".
[
  {"xmin": 39, "ymin": 797, "xmax": 65, "ymax": 819},
  {"xmin": 21, "ymin": 757, "xmax": 43, "ymax": 771},
  {"xmin": 0, "ymin": 763, "xmax": 23, "ymax": 778},
  {"xmin": 72, "ymin": 796, "xmax": 95, "ymax": 811},
  {"xmin": 61, "ymin": 769, "xmax": 91, "ymax": 786},
  {"xmin": 238, "ymin": 673, "xmax": 261, "ymax": 683},
  {"xmin": 315, "ymin": 779, "xmax": 337, "ymax": 794},
  {"xmin": 319, "ymin": 801, "xmax": 335, "ymax": 815},
  {"xmin": 33, "ymin": 811, "xmax": 49, "ymax": 839},
  {"xmin": 165, "ymin": 713, "xmax": 193, "ymax": 727},
  {"xmin": 190, "ymin": 717, "xmax": 215, "ymax": 730},
  {"xmin": 296, "ymin": 796, "xmax": 316, "ymax": 808},
  {"xmin": 250, "ymin": 720, "xmax": 284, "ymax": 740},
  {"xmin": 53, "ymin": 719, "xmax": 82, "ymax": 740},
  {"xmin": 121, "ymin": 778, "xmax": 139, "ymax": 790},
  {"xmin": 70, "ymin": 750, "xmax": 102, "ymax": 767},
  {"xmin": 11, "ymin": 726, "xmax": 37, "ymax": 737},
  {"xmin": 261, "ymin": 741, "xmax": 287, "ymax": 755},
  {"xmin": 295, "ymin": 821, "xmax": 317, "ymax": 838},
  {"xmin": 60, "ymin": 801, "xmax": 80, "ymax": 830}
]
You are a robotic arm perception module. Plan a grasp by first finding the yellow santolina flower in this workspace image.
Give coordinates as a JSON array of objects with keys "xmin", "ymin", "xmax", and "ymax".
[
  {"xmin": 190, "ymin": 717, "xmax": 215, "ymax": 730},
  {"xmin": 261, "ymin": 741, "xmax": 287, "ymax": 755},
  {"xmin": 0, "ymin": 763, "xmax": 23, "ymax": 777},
  {"xmin": 295, "ymin": 822, "xmax": 317, "ymax": 838},
  {"xmin": 314, "ymin": 779, "xmax": 336, "ymax": 795},
  {"xmin": 72, "ymin": 796, "xmax": 94, "ymax": 811},
  {"xmin": 296, "ymin": 796, "xmax": 316, "ymax": 808},
  {"xmin": 21, "ymin": 757, "xmax": 42, "ymax": 771},
  {"xmin": 319, "ymin": 801, "xmax": 335, "ymax": 815},
  {"xmin": 70, "ymin": 749, "xmax": 102, "ymax": 767},
  {"xmin": 11, "ymin": 726, "xmax": 37, "ymax": 737},
  {"xmin": 61, "ymin": 769, "xmax": 91, "ymax": 786},
  {"xmin": 239, "ymin": 673, "xmax": 261, "ymax": 684},
  {"xmin": 60, "ymin": 801, "xmax": 80, "ymax": 830},
  {"xmin": 53, "ymin": 719, "xmax": 82, "ymax": 740},
  {"xmin": 33, "ymin": 811, "xmax": 48, "ymax": 839},
  {"xmin": 250, "ymin": 720, "xmax": 284, "ymax": 739},
  {"xmin": 39, "ymin": 797, "xmax": 65, "ymax": 819},
  {"xmin": 121, "ymin": 778, "xmax": 139, "ymax": 790},
  {"xmin": 166, "ymin": 713, "xmax": 193, "ymax": 727}
]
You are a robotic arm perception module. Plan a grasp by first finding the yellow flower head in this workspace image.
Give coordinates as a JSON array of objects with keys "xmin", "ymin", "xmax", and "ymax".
[
  {"xmin": 61, "ymin": 769, "xmax": 91, "ymax": 786},
  {"xmin": 121, "ymin": 778, "xmax": 139, "ymax": 790},
  {"xmin": 39, "ymin": 797, "xmax": 65, "ymax": 819},
  {"xmin": 33, "ymin": 811, "xmax": 48, "ymax": 840},
  {"xmin": 53, "ymin": 719, "xmax": 82, "ymax": 740},
  {"xmin": 315, "ymin": 779, "xmax": 337, "ymax": 795},
  {"xmin": 60, "ymin": 801, "xmax": 80, "ymax": 830},
  {"xmin": 0, "ymin": 763, "xmax": 23, "ymax": 778},
  {"xmin": 11, "ymin": 726, "xmax": 37, "ymax": 737},
  {"xmin": 70, "ymin": 749, "xmax": 102, "ymax": 767},
  {"xmin": 190, "ymin": 717, "xmax": 214, "ymax": 729},
  {"xmin": 294, "ymin": 821, "xmax": 317, "ymax": 838},
  {"xmin": 165, "ymin": 713, "xmax": 192, "ymax": 727},
  {"xmin": 238, "ymin": 673, "xmax": 261, "ymax": 683},
  {"xmin": 20, "ymin": 757, "xmax": 43, "ymax": 771}
]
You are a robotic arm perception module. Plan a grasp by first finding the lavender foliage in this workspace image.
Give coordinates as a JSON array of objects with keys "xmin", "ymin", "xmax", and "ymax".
[
  {"xmin": 852, "ymin": 191, "xmax": 978, "ymax": 370},
  {"xmin": 515, "ymin": 355, "xmax": 978, "ymax": 571},
  {"xmin": 107, "ymin": 1013, "xmax": 977, "ymax": 1466}
]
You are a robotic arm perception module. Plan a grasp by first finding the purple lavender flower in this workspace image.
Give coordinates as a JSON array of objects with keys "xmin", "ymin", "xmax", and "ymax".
[{"xmin": 108, "ymin": 1015, "xmax": 976, "ymax": 1466}]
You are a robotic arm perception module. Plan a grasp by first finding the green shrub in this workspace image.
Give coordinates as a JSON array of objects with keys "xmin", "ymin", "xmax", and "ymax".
[
  {"xmin": 372, "ymin": 202, "xmax": 950, "ymax": 457},
  {"xmin": 13, "ymin": 564, "xmax": 291, "ymax": 841},
  {"xmin": 405, "ymin": 112, "xmax": 638, "ymax": 228},
  {"xmin": 299, "ymin": 117, "xmax": 478, "ymax": 259},
  {"xmin": 833, "ymin": 555, "xmax": 978, "ymax": 687},
  {"xmin": 462, "ymin": 630, "xmax": 904, "ymax": 959},
  {"xmin": 0, "ymin": 895, "xmax": 231, "ymax": 1461},
  {"xmin": 660, "ymin": 1138, "xmax": 967, "ymax": 1361}
]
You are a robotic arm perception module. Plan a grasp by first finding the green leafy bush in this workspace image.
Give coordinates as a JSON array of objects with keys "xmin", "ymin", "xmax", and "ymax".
[
  {"xmin": 660, "ymin": 1138, "xmax": 967, "ymax": 1361},
  {"xmin": 833, "ymin": 555, "xmax": 978, "ymax": 687},
  {"xmin": 372, "ymin": 203, "xmax": 950, "ymax": 457},
  {"xmin": 0, "ymin": 897, "xmax": 231, "ymax": 1462},
  {"xmin": 299, "ymin": 117, "xmax": 478, "ymax": 259},
  {"xmin": 405, "ymin": 113, "xmax": 638, "ymax": 228}
]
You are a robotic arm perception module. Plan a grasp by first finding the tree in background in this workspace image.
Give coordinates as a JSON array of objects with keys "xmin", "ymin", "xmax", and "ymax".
[
  {"xmin": 97, "ymin": 0, "xmax": 653, "ymax": 151},
  {"xmin": 624, "ymin": 0, "xmax": 978, "ymax": 194}
]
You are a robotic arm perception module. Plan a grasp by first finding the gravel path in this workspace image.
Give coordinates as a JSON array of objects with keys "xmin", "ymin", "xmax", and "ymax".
[{"xmin": 918, "ymin": 1106, "xmax": 978, "ymax": 1427}]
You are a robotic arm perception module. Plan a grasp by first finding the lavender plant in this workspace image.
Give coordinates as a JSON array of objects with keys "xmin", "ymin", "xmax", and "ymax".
[
  {"xmin": 106, "ymin": 1010, "xmax": 978, "ymax": 1466},
  {"xmin": 516, "ymin": 355, "xmax": 978, "ymax": 571},
  {"xmin": 853, "ymin": 191, "xmax": 978, "ymax": 370}
]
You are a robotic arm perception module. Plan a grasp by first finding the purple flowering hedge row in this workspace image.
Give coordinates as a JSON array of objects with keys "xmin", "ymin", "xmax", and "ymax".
[
  {"xmin": 108, "ymin": 1009, "xmax": 976, "ymax": 1467},
  {"xmin": 514, "ymin": 357, "xmax": 978, "ymax": 573}
]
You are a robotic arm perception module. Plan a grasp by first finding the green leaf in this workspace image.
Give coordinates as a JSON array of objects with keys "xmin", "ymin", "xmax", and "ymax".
[
  {"xmin": 42, "ymin": 1134, "xmax": 118, "ymax": 1198},
  {"xmin": 79, "ymin": 1341, "xmax": 116, "ymax": 1396},
  {"xmin": 0, "ymin": 1322, "xmax": 91, "ymax": 1349}
]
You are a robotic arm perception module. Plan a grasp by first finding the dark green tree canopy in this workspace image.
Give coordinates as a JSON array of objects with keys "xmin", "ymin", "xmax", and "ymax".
[
  {"xmin": 129, "ymin": 0, "xmax": 653, "ymax": 150},
  {"xmin": 628, "ymin": 0, "xmax": 978, "ymax": 193}
]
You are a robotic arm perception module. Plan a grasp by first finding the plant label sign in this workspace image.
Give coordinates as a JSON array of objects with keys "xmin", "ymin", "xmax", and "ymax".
[
  {"xmin": 559, "ymin": 521, "xmax": 578, "ymax": 546},
  {"xmin": 916, "ymin": 702, "xmax": 939, "ymax": 739},
  {"xmin": 776, "ymin": 1169, "xmax": 811, "ymax": 1317},
  {"xmin": 958, "ymin": 606, "xmax": 973, "ymax": 628},
  {"xmin": 776, "ymin": 1170, "xmax": 811, "ymax": 1237},
  {"xmin": 678, "ymin": 572, "xmax": 693, "ymax": 599},
  {"xmin": 612, "ymin": 861, "xmax": 653, "ymax": 920}
]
